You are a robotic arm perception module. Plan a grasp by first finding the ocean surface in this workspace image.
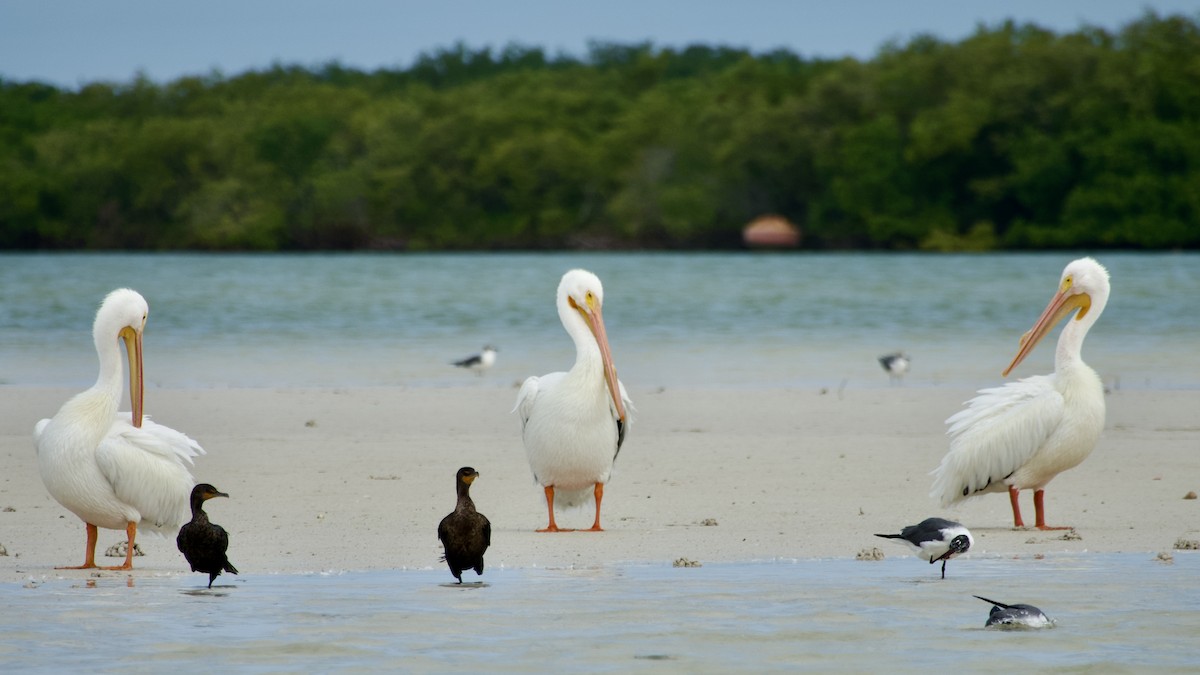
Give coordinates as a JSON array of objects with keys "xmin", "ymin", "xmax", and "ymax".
[
  {"xmin": 1, "ymin": 554, "xmax": 1197, "ymax": 673},
  {"xmin": 1, "ymin": 251, "xmax": 1197, "ymax": 390}
]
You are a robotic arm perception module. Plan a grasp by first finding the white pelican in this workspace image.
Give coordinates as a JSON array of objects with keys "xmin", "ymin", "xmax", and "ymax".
[
  {"xmin": 34, "ymin": 289, "xmax": 203, "ymax": 569},
  {"xmin": 514, "ymin": 269, "xmax": 632, "ymax": 532},
  {"xmin": 452, "ymin": 345, "xmax": 497, "ymax": 375},
  {"xmin": 930, "ymin": 257, "xmax": 1109, "ymax": 530}
]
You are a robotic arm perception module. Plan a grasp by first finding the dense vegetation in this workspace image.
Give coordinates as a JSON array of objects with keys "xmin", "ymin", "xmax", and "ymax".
[{"xmin": 2, "ymin": 13, "xmax": 1198, "ymax": 250}]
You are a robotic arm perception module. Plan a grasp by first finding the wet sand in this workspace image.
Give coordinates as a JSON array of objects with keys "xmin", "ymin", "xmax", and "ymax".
[{"xmin": 1, "ymin": 386, "xmax": 1197, "ymax": 584}]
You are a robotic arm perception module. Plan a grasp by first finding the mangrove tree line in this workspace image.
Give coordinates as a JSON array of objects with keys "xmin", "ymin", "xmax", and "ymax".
[{"xmin": 1, "ymin": 12, "xmax": 1198, "ymax": 250}]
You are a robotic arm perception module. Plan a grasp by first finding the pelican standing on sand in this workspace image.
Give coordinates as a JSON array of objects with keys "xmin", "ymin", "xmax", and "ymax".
[
  {"xmin": 515, "ymin": 269, "xmax": 632, "ymax": 532},
  {"xmin": 34, "ymin": 289, "xmax": 203, "ymax": 569},
  {"xmin": 930, "ymin": 258, "xmax": 1110, "ymax": 530}
]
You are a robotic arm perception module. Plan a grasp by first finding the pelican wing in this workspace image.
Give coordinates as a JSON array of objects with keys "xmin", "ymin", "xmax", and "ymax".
[
  {"xmin": 614, "ymin": 379, "xmax": 634, "ymax": 454},
  {"xmin": 94, "ymin": 415, "xmax": 204, "ymax": 532},
  {"xmin": 513, "ymin": 375, "xmax": 542, "ymax": 430},
  {"xmin": 930, "ymin": 375, "xmax": 1064, "ymax": 506},
  {"xmin": 514, "ymin": 372, "xmax": 569, "ymax": 431}
]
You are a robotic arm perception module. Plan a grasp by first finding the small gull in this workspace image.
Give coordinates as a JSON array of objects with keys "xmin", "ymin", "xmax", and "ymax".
[{"xmin": 875, "ymin": 517, "xmax": 973, "ymax": 579}]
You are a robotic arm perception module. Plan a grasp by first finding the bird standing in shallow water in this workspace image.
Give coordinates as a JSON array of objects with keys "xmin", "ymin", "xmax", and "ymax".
[
  {"xmin": 515, "ymin": 269, "xmax": 632, "ymax": 532},
  {"xmin": 34, "ymin": 288, "xmax": 203, "ymax": 570},
  {"xmin": 437, "ymin": 467, "xmax": 491, "ymax": 583},
  {"xmin": 875, "ymin": 517, "xmax": 973, "ymax": 579},
  {"xmin": 177, "ymin": 483, "xmax": 239, "ymax": 588},
  {"xmin": 930, "ymin": 258, "xmax": 1110, "ymax": 530}
]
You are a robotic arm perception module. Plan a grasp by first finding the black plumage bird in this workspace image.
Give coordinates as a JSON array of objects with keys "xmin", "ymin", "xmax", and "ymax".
[
  {"xmin": 437, "ymin": 467, "xmax": 491, "ymax": 583},
  {"xmin": 177, "ymin": 483, "xmax": 239, "ymax": 588}
]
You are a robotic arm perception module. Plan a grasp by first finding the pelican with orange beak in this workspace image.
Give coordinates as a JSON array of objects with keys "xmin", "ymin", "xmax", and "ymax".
[
  {"xmin": 930, "ymin": 258, "xmax": 1110, "ymax": 530},
  {"xmin": 515, "ymin": 269, "xmax": 632, "ymax": 532},
  {"xmin": 35, "ymin": 289, "xmax": 203, "ymax": 569}
]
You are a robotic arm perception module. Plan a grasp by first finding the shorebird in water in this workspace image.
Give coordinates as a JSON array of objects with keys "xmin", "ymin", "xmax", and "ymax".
[
  {"xmin": 974, "ymin": 595, "xmax": 1054, "ymax": 629},
  {"xmin": 875, "ymin": 517, "xmax": 973, "ymax": 579},
  {"xmin": 453, "ymin": 346, "xmax": 497, "ymax": 375}
]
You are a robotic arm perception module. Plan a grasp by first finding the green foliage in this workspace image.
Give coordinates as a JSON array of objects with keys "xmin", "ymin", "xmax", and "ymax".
[{"xmin": 2, "ymin": 12, "xmax": 1199, "ymax": 250}]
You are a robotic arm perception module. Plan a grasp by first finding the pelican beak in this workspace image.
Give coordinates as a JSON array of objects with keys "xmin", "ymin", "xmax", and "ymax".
[
  {"xmin": 120, "ymin": 325, "xmax": 144, "ymax": 428},
  {"xmin": 1002, "ymin": 280, "xmax": 1092, "ymax": 377},
  {"xmin": 578, "ymin": 300, "xmax": 626, "ymax": 423}
]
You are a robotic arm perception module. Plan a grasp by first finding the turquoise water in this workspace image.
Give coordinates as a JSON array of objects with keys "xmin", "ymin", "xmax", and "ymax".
[
  {"xmin": 1, "ymin": 554, "xmax": 1197, "ymax": 672},
  {"xmin": 2, "ymin": 251, "xmax": 1197, "ymax": 389}
]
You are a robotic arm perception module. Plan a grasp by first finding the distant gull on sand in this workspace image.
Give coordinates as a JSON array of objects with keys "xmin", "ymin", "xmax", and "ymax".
[
  {"xmin": 453, "ymin": 346, "xmax": 497, "ymax": 375},
  {"xmin": 878, "ymin": 352, "xmax": 910, "ymax": 384},
  {"xmin": 875, "ymin": 517, "xmax": 973, "ymax": 579},
  {"xmin": 974, "ymin": 595, "xmax": 1054, "ymax": 629}
]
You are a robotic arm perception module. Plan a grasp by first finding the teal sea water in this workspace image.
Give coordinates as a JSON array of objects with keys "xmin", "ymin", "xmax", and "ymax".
[
  {"xmin": 0, "ymin": 555, "xmax": 1197, "ymax": 672},
  {"xmin": 1, "ymin": 251, "xmax": 1197, "ymax": 389}
]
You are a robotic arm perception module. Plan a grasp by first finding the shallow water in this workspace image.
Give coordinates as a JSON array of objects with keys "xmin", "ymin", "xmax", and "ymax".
[
  {"xmin": 1, "ymin": 251, "xmax": 1198, "ymax": 390},
  {"xmin": 2, "ymin": 554, "xmax": 1197, "ymax": 672}
]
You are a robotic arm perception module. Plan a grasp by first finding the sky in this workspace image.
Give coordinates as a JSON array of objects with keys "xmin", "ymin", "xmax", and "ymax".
[{"xmin": 2, "ymin": 1, "xmax": 1198, "ymax": 89}]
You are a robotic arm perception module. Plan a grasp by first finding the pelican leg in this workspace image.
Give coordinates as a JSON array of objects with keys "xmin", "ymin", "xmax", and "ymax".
[
  {"xmin": 1033, "ymin": 490, "xmax": 1070, "ymax": 531},
  {"xmin": 586, "ymin": 483, "xmax": 604, "ymax": 532},
  {"xmin": 1008, "ymin": 486, "xmax": 1026, "ymax": 528},
  {"xmin": 537, "ymin": 486, "xmax": 572, "ymax": 532},
  {"xmin": 57, "ymin": 522, "xmax": 101, "ymax": 569},
  {"xmin": 101, "ymin": 522, "xmax": 137, "ymax": 570},
  {"xmin": 940, "ymin": 558, "xmax": 947, "ymax": 579}
]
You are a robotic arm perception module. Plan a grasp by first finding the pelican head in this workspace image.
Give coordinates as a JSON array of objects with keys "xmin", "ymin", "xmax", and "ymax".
[
  {"xmin": 557, "ymin": 269, "xmax": 627, "ymax": 423},
  {"xmin": 94, "ymin": 288, "xmax": 149, "ymax": 428},
  {"xmin": 1003, "ymin": 258, "xmax": 1110, "ymax": 377}
]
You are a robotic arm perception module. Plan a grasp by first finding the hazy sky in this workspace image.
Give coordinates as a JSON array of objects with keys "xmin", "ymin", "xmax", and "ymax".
[{"xmin": 2, "ymin": 1, "xmax": 1197, "ymax": 88}]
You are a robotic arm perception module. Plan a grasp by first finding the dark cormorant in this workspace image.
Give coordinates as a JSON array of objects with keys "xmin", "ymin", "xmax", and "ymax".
[
  {"xmin": 177, "ymin": 483, "xmax": 239, "ymax": 588},
  {"xmin": 437, "ymin": 467, "xmax": 491, "ymax": 583}
]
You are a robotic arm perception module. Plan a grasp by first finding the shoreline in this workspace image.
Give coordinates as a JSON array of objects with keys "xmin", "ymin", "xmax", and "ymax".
[{"xmin": 2, "ymin": 386, "xmax": 1197, "ymax": 585}]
